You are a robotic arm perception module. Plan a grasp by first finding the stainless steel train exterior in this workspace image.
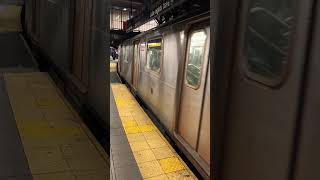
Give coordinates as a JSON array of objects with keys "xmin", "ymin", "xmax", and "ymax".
[
  {"xmin": 118, "ymin": 13, "xmax": 210, "ymax": 179},
  {"xmin": 212, "ymin": 0, "xmax": 320, "ymax": 180}
]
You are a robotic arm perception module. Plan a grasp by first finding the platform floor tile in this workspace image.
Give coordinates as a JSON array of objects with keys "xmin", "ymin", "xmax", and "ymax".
[
  {"xmin": 138, "ymin": 161, "xmax": 164, "ymax": 179},
  {"xmin": 166, "ymin": 170, "xmax": 195, "ymax": 180},
  {"xmin": 5, "ymin": 72, "xmax": 109, "ymax": 179},
  {"xmin": 0, "ymin": 5, "xmax": 22, "ymax": 32},
  {"xmin": 127, "ymin": 133, "xmax": 146, "ymax": 142},
  {"xmin": 133, "ymin": 149, "xmax": 156, "ymax": 163},
  {"xmin": 111, "ymin": 84, "xmax": 197, "ymax": 180},
  {"xmin": 152, "ymin": 147, "xmax": 175, "ymax": 160},
  {"xmin": 145, "ymin": 175, "xmax": 168, "ymax": 180},
  {"xmin": 159, "ymin": 157, "xmax": 185, "ymax": 174}
]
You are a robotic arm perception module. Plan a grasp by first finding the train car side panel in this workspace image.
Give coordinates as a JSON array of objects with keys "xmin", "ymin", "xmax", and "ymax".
[
  {"xmin": 137, "ymin": 31, "xmax": 179, "ymax": 131},
  {"xmin": 122, "ymin": 44, "xmax": 133, "ymax": 85}
]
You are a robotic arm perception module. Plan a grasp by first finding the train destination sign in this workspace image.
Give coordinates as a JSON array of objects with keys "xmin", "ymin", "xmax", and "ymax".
[{"xmin": 150, "ymin": 0, "xmax": 174, "ymax": 18}]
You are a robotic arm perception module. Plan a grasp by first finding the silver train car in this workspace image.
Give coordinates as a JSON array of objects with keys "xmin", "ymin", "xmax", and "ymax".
[{"xmin": 118, "ymin": 13, "xmax": 210, "ymax": 179}]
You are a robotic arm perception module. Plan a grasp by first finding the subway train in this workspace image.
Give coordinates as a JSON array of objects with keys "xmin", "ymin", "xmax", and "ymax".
[
  {"xmin": 117, "ymin": 12, "xmax": 210, "ymax": 179},
  {"xmin": 117, "ymin": 0, "xmax": 320, "ymax": 179},
  {"xmin": 11, "ymin": 0, "xmax": 320, "ymax": 179},
  {"xmin": 213, "ymin": 0, "xmax": 320, "ymax": 180}
]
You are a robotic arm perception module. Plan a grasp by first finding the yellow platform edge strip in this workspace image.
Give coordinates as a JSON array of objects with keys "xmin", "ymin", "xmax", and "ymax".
[{"xmin": 111, "ymin": 83, "xmax": 197, "ymax": 180}]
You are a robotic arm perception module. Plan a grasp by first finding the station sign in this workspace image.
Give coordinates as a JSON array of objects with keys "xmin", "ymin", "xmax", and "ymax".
[
  {"xmin": 150, "ymin": 0, "xmax": 174, "ymax": 18},
  {"xmin": 124, "ymin": 0, "xmax": 187, "ymax": 32}
]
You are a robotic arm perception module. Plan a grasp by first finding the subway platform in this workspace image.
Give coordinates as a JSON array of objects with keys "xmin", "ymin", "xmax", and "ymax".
[
  {"xmin": 0, "ymin": 32, "xmax": 109, "ymax": 180},
  {"xmin": 110, "ymin": 64, "xmax": 197, "ymax": 180}
]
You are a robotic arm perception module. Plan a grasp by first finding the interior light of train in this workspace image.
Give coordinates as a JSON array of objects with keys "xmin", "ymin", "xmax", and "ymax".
[
  {"xmin": 192, "ymin": 31, "xmax": 206, "ymax": 42},
  {"xmin": 140, "ymin": 43, "xmax": 146, "ymax": 51},
  {"xmin": 147, "ymin": 42, "xmax": 162, "ymax": 48},
  {"xmin": 180, "ymin": 31, "xmax": 185, "ymax": 44}
]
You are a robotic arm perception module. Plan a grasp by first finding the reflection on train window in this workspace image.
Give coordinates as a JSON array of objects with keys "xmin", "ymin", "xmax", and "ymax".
[
  {"xmin": 186, "ymin": 30, "xmax": 207, "ymax": 88},
  {"xmin": 146, "ymin": 38, "xmax": 162, "ymax": 73},
  {"xmin": 245, "ymin": 0, "xmax": 295, "ymax": 85}
]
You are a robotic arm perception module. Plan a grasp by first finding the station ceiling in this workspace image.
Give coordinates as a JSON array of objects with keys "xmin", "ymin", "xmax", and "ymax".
[{"xmin": 111, "ymin": 0, "xmax": 144, "ymax": 10}]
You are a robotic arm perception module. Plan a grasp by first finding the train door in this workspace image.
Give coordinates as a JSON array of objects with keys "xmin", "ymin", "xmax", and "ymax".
[
  {"xmin": 294, "ymin": 2, "xmax": 320, "ymax": 179},
  {"xmin": 219, "ymin": 0, "xmax": 313, "ymax": 180},
  {"xmin": 176, "ymin": 25, "xmax": 210, "ymax": 171},
  {"xmin": 198, "ymin": 62, "xmax": 210, "ymax": 167},
  {"xmin": 71, "ymin": 0, "xmax": 92, "ymax": 86},
  {"xmin": 132, "ymin": 42, "xmax": 140, "ymax": 90},
  {"xmin": 117, "ymin": 45, "xmax": 121, "ymax": 72}
]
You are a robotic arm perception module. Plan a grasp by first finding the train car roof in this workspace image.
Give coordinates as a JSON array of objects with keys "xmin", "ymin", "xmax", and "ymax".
[{"xmin": 120, "ymin": 11, "xmax": 210, "ymax": 46}]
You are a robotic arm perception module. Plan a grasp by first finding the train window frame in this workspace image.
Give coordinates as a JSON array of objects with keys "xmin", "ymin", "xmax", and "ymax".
[
  {"xmin": 133, "ymin": 40, "xmax": 140, "ymax": 75},
  {"xmin": 124, "ymin": 45, "xmax": 130, "ymax": 64},
  {"xmin": 184, "ymin": 29, "xmax": 208, "ymax": 90},
  {"xmin": 133, "ymin": 40, "xmax": 140, "ymax": 63},
  {"xmin": 239, "ymin": 0, "xmax": 296, "ymax": 87},
  {"xmin": 118, "ymin": 45, "xmax": 122, "ymax": 72},
  {"xmin": 124, "ymin": 44, "xmax": 131, "ymax": 64},
  {"xmin": 145, "ymin": 36, "xmax": 163, "ymax": 76},
  {"xmin": 120, "ymin": 45, "xmax": 123, "ymax": 61},
  {"xmin": 140, "ymin": 40, "xmax": 146, "ymax": 62},
  {"xmin": 139, "ymin": 40, "xmax": 146, "ymax": 73},
  {"xmin": 125, "ymin": 44, "xmax": 132, "ymax": 64}
]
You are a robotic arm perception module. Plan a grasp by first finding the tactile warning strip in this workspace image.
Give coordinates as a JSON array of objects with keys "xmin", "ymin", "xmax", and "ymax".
[
  {"xmin": 111, "ymin": 84, "xmax": 197, "ymax": 180},
  {"xmin": 4, "ymin": 72, "xmax": 109, "ymax": 180}
]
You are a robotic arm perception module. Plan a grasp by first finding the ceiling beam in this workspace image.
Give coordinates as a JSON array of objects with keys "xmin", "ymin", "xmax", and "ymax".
[
  {"xmin": 124, "ymin": 0, "xmax": 208, "ymax": 32},
  {"xmin": 111, "ymin": 0, "xmax": 144, "ymax": 9}
]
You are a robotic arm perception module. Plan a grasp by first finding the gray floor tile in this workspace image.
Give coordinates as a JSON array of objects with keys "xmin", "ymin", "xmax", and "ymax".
[
  {"xmin": 110, "ymin": 89, "xmax": 143, "ymax": 179},
  {"xmin": 110, "ymin": 135, "xmax": 128, "ymax": 145},
  {"xmin": 0, "ymin": 77, "xmax": 32, "ymax": 178},
  {"xmin": 115, "ymin": 165, "xmax": 142, "ymax": 180}
]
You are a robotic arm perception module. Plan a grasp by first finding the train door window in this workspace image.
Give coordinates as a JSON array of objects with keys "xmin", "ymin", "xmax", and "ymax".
[
  {"xmin": 146, "ymin": 38, "xmax": 162, "ymax": 73},
  {"xmin": 185, "ymin": 30, "xmax": 207, "ymax": 88},
  {"xmin": 140, "ymin": 42, "xmax": 146, "ymax": 69},
  {"xmin": 140, "ymin": 42, "xmax": 146, "ymax": 59},
  {"xmin": 121, "ymin": 46, "xmax": 125, "ymax": 60},
  {"xmin": 124, "ymin": 46, "xmax": 129, "ymax": 63},
  {"xmin": 243, "ymin": 0, "xmax": 296, "ymax": 86},
  {"xmin": 118, "ymin": 46, "xmax": 122, "ymax": 72},
  {"xmin": 134, "ymin": 43, "xmax": 139, "ymax": 61},
  {"xmin": 133, "ymin": 42, "xmax": 140, "ymax": 88}
]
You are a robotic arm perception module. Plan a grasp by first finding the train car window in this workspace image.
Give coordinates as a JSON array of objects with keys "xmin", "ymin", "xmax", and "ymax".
[
  {"xmin": 122, "ymin": 46, "xmax": 126, "ymax": 62},
  {"xmin": 185, "ymin": 30, "xmax": 207, "ymax": 88},
  {"xmin": 118, "ymin": 46, "xmax": 122, "ymax": 72},
  {"xmin": 146, "ymin": 38, "xmax": 162, "ymax": 73},
  {"xmin": 140, "ymin": 42, "xmax": 146, "ymax": 62},
  {"xmin": 134, "ymin": 43, "xmax": 139, "ymax": 61},
  {"xmin": 244, "ymin": 0, "xmax": 295, "ymax": 86},
  {"xmin": 124, "ymin": 46, "xmax": 129, "ymax": 63},
  {"xmin": 140, "ymin": 42, "xmax": 146, "ymax": 53}
]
